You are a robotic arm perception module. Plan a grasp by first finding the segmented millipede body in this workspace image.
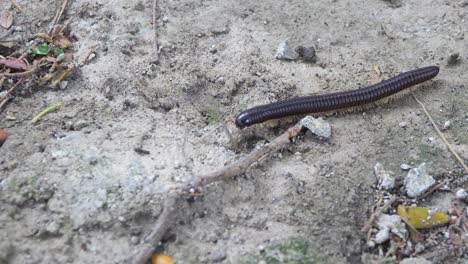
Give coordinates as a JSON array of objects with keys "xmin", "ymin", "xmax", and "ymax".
[{"xmin": 235, "ymin": 66, "xmax": 439, "ymax": 128}]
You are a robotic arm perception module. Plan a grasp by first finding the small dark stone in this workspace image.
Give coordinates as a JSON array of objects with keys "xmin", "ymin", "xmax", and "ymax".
[
  {"xmin": 447, "ymin": 52, "xmax": 461, "ymax": 66},
  {"xmin": 295, "ymin": 46, "xmax": 316, "ymax": 62},
  {"xmin": 383, "ymin": 0, "xmax": 402, "ymax": 8},
  {"xmin": 134, "ymin": 148, "xmax": 150, "ymax": 155}
]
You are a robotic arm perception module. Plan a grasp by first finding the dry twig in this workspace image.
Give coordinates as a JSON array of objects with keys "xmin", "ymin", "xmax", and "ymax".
[
  {"xmin": 415, "ymin": 180, "xmax": 448, "ymax": 200},
  {"xmin": 48, "ymin": 0, "xmax": 69, "ymax": 35},
  {"xmin": 131, "ymin": 195, "xmax": 178, "ymax": 264},
  {"xmin": 79, "ymin": 45, "xmax": 98, "ymax": 66},
  {"xmin": 0, "ymin": 65, "xmax": 40, "ymax": 77},
  {"xmin": 152, "ymin": 0, "xmax": 160, "ymax": 63},
  {"xmin": 412, "ymin": 93, "xmax": 468, "ymax": 173},
  {"xmin": 10, "ymin": 0, "xmax": 23, "ymax": 12},
  {"xmin": 131, "ymin": 120, "xmax": 305, "ymax": 264},
  {"xmin": 361, "ymin": 195, "xmax": 397, "ymax": 233},
  {"xmin": 0, "ymin": 78, "xmax": 25, "ymax": 110}
]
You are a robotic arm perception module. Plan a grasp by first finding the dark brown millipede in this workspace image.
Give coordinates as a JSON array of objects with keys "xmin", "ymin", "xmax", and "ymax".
[{"xmin": 235, "ymin": 66, "xmax": 439, "ymax": 128}]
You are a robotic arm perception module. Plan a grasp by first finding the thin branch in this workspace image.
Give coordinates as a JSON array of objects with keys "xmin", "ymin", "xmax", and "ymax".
[
  {"xmin": 0, "ymin": 78, "xmax": 25, "ymax": 106},
  {"xmin": 361, "ymin": 195, "xmax": 397, "ymax": 233},
  {"xmin": 10, "ymin": 0, "xmax": 23, "ymax": 12},
  {"xmin": 131, "ymin": 195, "xmax": 178, "ymax": 264},
  {"xmin": 415, "ymin": 180, "xmax": 448, "ymax": 200},
  {"xmin": 48, "ymin": 0, "xmax": 69, "ymax": 35},
  {"xmin": 131, "ymin": 120, "xmax": 306, "ymax": 264},
  {"xmin": 152, "ymin": 0, "xmax": 159, "ymax": 63},
  {"xmin": 0, "ymin": 65, "xmax": 40, "ymax": 77},
  {"xmin": 412, "ymin": 93, "xmax": 468, "ymax": 173},
  {"xmin": 192, "ymin": 123, "xmax": 303, "ymax": 189},
  {"xmin": 78, "ymin": 45, "xmax": 98, "ymax": 66}
]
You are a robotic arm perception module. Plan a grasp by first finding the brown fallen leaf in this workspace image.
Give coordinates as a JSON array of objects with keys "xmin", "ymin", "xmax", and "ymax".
[
  {"xmin": 0, "ymin": 57, "xmax": 28, "ymax": 71},
  {"xmin": 0, "ymin": 128, "xmax": 9, "ymax": 147},
  {"xmin": 0, "ymin": 12, "xmax": 14, "ymax": 29},
  {"xmin": 0, "ymin": 40, "xmax": 17, "ymax": 48},
  {"xmin": 53, "ymin": 35, "xmax": 73, "ymax": 49}
]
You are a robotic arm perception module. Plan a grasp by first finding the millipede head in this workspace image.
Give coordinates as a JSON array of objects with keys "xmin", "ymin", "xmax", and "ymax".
[{"xmin": 235, "ymin": 112, "xmax": 252, "ymax": 129}]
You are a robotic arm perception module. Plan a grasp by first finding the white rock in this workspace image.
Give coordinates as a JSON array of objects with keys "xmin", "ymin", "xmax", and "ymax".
[
  {"xmin": 404, "ymin": 163, "xmax": 435, "ymax": 197},
  {"xmin": 275, "ymin": 39, "xmax": 299, "ymax": 60},
  {"xmin": 455, "ymin": 188, "xmax": 468, "ymax": 201},
  {"xmin": 376, "ymin": 214, "xmax": 408, "ymax": 241},
  {"xmin": 400, "ymin": 164, "xmax": 412, "ymax": 171},
  {"xmin": 300, "ymin": 116, "xmax": 331, "ymax": 139},
  {"xmin": 443, "ymin": 120, "xmax": 451, "ymax": 130},
  {"xmin": 399, "ymin": 122, "xmax": 408, "ymax": 128},
  {"xmin": 374, "ymin": 227, "xmax": 390, "ymax": 244},
  {"xmin": 374, "ymin": 163, "xmax": 395, "ymax": 190}
]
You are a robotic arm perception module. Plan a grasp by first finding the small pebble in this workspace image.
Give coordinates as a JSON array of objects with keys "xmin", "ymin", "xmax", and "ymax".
[
  {"xmin": 275, "ymin": 39, "xmax": 299, "ymax": 60},
  {"xmin": 295, "ymin": 46, "xmax": 316, "ymax": 62},
  {"xmin": 130, "ymin": 236, "xmax": 140, "ymax": 245},
  {"xmin": 447, "ymin": 52, "xmax": 461, "ymax": 66},
  {"xmin": 374, "ymin": 163, "xmax": 395, "ymax": 190},
  {"xmin": 209, "ymin": 45, "xmax": 217, "ymax": 54},
  {"xmin": 59, "ymin": 81, "xmax": 68, "ymax": 90},
  {"xmin": 400, "ymin": 164, "xmax": 412, "ymax": 171},
  {"xmin": 300, "ymin": 116, "xmax": 331, "ymax": 139},
  {"xmin": 442, "ymin": 120, "xmax": 451, "ymax": 130},
  {"xmin": 399, "ymin": 122, "xmax": 408, "ymax": 128},
  {"xmin": 162, "ymin": 16, "xmax": 169, "ymax": 22},
  {"xmin": 455, "ymin": 188, "xmax": 468, "ymax": 201},
  {"xmin": 258, "ymin": 244, "xmax": 266, "ymax": 252},
  {"xmin": 209, "ymin": 248, "xmax": 226, "ymax": 263}
]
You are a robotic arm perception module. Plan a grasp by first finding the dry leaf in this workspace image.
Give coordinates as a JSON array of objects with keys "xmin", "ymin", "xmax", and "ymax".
[
  {"xmin": 53, "ymin": 35, "xmax": 72, "ymax": 49},
  {"xmin": 0, "ymin": 57, "xmax": 28, "ymax": 70},
  {"xmin": 0, "ymin": 12, "xmax": 14, "ymax": 29},
  {"xmin": 398, "ymin": 205, "xmax": 449, "ymax": 229},
  {"xmin": 0, "ymin": 41, "xmax": 17, "ymax": 48},
  {"xmin": 6, "ymin": 112, "xmax": 16, "ymax": 121},
  {"xmin": 401, "ymin": 218, "xmax": 425, "ymax": 242},
  {"xmin": 0, "ymin": 128, "xmax": 9, "ymax": 147}
]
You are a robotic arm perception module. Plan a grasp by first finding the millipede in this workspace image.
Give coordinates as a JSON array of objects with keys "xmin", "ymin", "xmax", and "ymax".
[{"xmin": 235, "ymin": 66, "xmax": 439, "ymax": 128}]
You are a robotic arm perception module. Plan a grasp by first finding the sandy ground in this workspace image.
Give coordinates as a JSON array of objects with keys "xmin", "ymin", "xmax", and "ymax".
[{"xmin": 0, "ymin": 0, "xmax": 467, "ymax": 263}]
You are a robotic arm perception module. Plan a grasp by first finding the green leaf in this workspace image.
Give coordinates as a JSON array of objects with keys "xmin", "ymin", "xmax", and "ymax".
[
  {"xmin": 29, "ymin": 44, "xmax": 50, "ymax": 55},
  {"xmin": 29, "ymin": 45, "xmax": 64, "ymax": 57},
  {"xmin": 53, "ymin": 47, "xmax": 64, "ymax": 57}
]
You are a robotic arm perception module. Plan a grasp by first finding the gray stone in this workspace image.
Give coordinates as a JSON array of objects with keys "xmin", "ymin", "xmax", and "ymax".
[
  {"xmin": 73, "ymin": 120, "xmax": 90, "ymax": 131},
  {"xmin": 455, "ymin": 188, "xmax": 468, "ymax": 201},
  {"xmin": 400, "ymin": 164, "xmax": 412, "ymax": 171},
  {"xmin": 374, "ymin": 163, "xmax": 395, "ymax": 190},
  {"xmin": 209, "ymin": 247, "xmax": 227, "ymax": 263},
  {"xmin": 442, "ymin": 120, "xmax": 451, "ymax": 130},
  {"xmin": 295, "ymin": 46, "xmax": 316, "ymax": 62},
  {"xmin": 300, "ymin": 116, "xmax": 331, "ymax": 139},
  {"xmin": 275, "ymin": 39, "xmax": 299, "ymax": 60},
  {"xmin": 376, "ymin": 214, "xmax": 407, "ymax": 241},
  {"xmin": 404, "ymin": 163, "xmax": 435, "ymax": 197},
  {"xmin": 59, "ymin": 81, "xmax": 68, "ymax": 90}
]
